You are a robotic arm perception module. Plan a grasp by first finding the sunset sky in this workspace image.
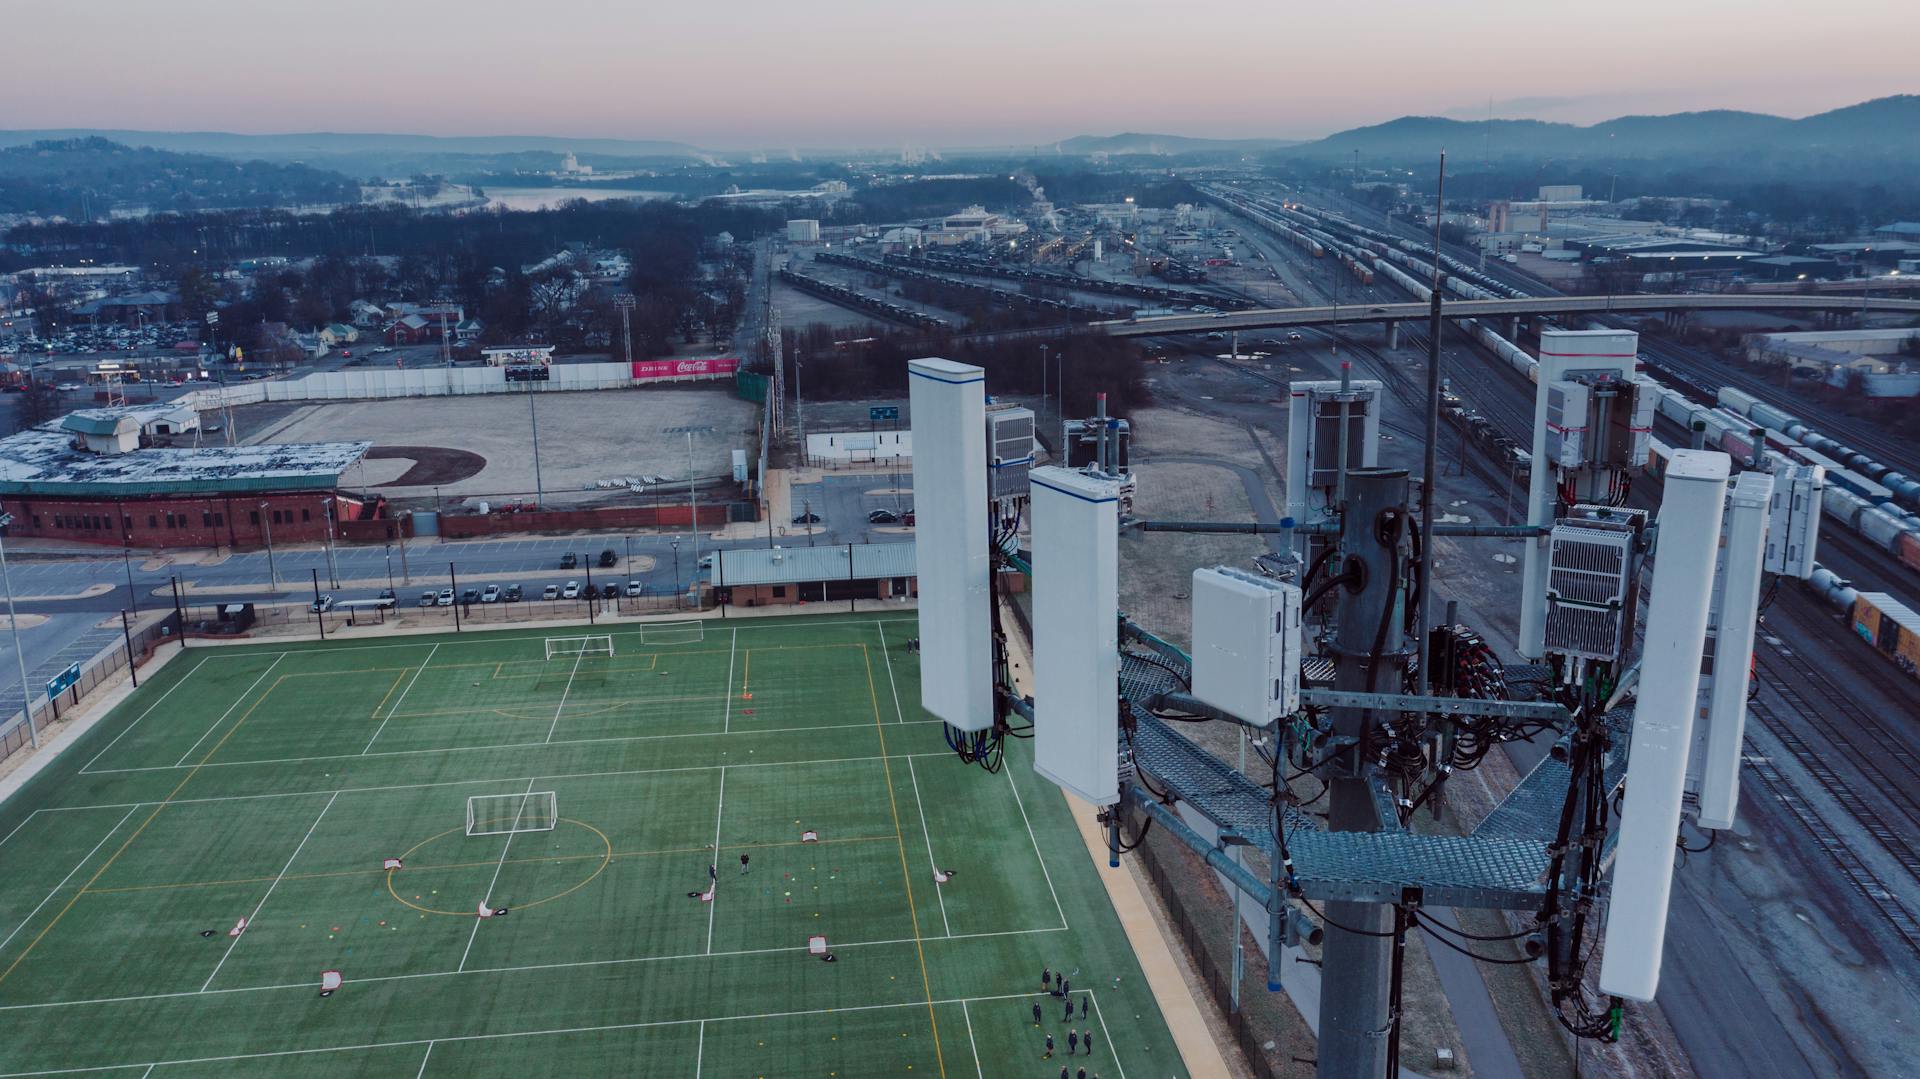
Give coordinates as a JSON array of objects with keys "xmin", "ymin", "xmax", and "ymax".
[{"xmin": 4, "ymin": 0, "xmax": 1914, "ymax": 148}]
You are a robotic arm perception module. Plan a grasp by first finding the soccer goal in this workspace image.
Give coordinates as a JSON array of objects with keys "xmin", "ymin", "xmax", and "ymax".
[
  {"xmin": 637, "ymin": 620, "xmax": 704, "ymax": 645},
  {"xmin": 545, "ymin": 635, "xmax": 614, "ymax": 660},
  {"xmin": 467, "ymin": 791, "xmax": 559, "ymax": 837}
]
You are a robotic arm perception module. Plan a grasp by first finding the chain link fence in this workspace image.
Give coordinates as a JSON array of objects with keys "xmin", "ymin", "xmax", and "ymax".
[{"xmin": 1, "ymin": 611, "xmax": 183, "ymax": 770}]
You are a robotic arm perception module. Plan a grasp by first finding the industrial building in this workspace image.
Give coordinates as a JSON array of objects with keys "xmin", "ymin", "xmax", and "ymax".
[
  {"xmin": 0, "ymin": 405, "xmax": 373, "ymax": 549},
  {"xmin": 787, "ymin": 219, "xmax": 821, "ymax": 243}
]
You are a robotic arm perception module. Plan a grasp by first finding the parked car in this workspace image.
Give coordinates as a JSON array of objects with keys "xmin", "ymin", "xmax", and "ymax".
[
  {"xmin": 1287, "ymin": 331, "xmax": 1305, "ymax": 342},
  {"xmin": 559, "ymin": 552, "xmax": 579, "ymax": 569},
  {"xmin": 868, "ymin": 509, "xmax": 900, "ymax": 524},
  {"xmin": 460, "ymin": 588, "xmax": 480, "ymax": 605},
  {"xmin": 624, "ymin": 581, "xmax": 644, "ymax": 598},
  {"xmin": 417, "ymin": 591, "xmax": 437, "ymax": 607},
  {"xmin": 542, "ymin": 584, "xmax": 560, "ymax": 600},
  {"xmin": 503, "ymin": 584, "xmax": 523, "ymax": 602},
  {"xmin": 309, "ymin": 594, "xmax": 334, "ymax": 613},
  {"xmin": 792, "ymin": 512, "xmax": 821, "ymax": 525},
  {"xmin": 561, "ymin": 581, "xmax": 582, "ymax": 599},
  {"xmin": 597, "ymin": 549, "xmax": 618, "ymax": 568},
  {"xmin": 377, "ymin": 588, "xmax": 396, "ymax": 602},
  {"xmin": 601, "ymin": 582, "xmax": 619, "ymax": 599},
  {"xmin": 435, "ymin": 589, "xmax": 454, "ymax": 606},
  {"xmin": 480, "ymin": 585, "xmax": 500, "ymax": 603}
]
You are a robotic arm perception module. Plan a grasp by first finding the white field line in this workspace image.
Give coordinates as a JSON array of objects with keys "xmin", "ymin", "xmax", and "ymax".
[
  {"xmin": 961, "ymin": 1000, "xmax": 983, "ymax": 1078},
  {"xmin": 0, "ymin": 807, "xmax": 137, "ymax": 958},
  {"xmin": 542, "ymin": 652, "xmax": 585, "ymax": 744},
  {"xmin": 1005, "ymin": 766, "xmax": 1068, "ymax": 930},
  {"xmin": 0, "ymin": 926, "xmax": 1069, "ymax": 1016},
  {"xmin": 722, "ymin": 628, "xmax": 737, "ymax": 735},
  {"xmin": 84, "ymin": 717, "xmax": 943, "ymax": 776},
  {"xmin": 1087, "ymin": 988, "xmax": 1128, "ymax": 1079},
  {"xmin": 78, "ymin": 658, "xmax": 206, "ymax": 774},
  {"xmin": 906, "ymin": 757, "xmax": 950, "ymax": 936},
  {"xmin": 693, "ymin": 1021, "xmax": 705, "ymax": 1078},
  {"xmin": 42, "ymin": 750, "xmax": 967, "ymax": 818},
  {"xmin": 874, "ymin": 620, "xmax": 907, "ymax": 723},
  {"xmin": 705, "ymin": 768, "xmax": 726, "ymax": 954},
  {"xmin": 458, "ymin": 779, "xmax": 539, "ymax": 971},
  {"xmin": 200, "ymin": 790, "xmax": 340, "ymax": 992},
  {"xmin": 362, "ymin": 644, "xmax": 440, "ymax": 755},
  {"xmin": 167, "ymin": 617, "xmax": 920, "ymax": 660},
  {"xmin": 413, "ymin": 1041, "xmax": 433, "ymax": 1079},
  {"xmin": 0, "ymin": 989, "xmax": 1093, "ymax": 1077},
  {"xmin": 173, "ymin": 654, "xmax": 285, "ymax": 767}
]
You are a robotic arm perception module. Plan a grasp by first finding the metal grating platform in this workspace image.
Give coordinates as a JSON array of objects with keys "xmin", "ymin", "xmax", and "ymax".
[{"xmin": 1118, "ymin": 644, "xmax": 1610, "ymax": 909}]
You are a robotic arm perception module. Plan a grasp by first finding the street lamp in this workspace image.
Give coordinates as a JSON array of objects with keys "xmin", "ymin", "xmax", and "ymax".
[
  {"xmin": 383, "ymin": 543, "xmax": 396, "ymax": 594},
  {"xmin": 665, "ymin": 425, "xmax": 714, "ymax": 606},
  {"xmin": 258, "ymin": 502, "xmax": 279, "ymax": 593},
  {"xmin": 0, "ymin": 513, "xmax": 40, "ymax": 750},
  {"xmin": 670, "ymin": 539, "xmax": 681, "ymax": 606},
  {"xmin": 120, "ymin": 528, "xmax": 139, "ymax": 616}
]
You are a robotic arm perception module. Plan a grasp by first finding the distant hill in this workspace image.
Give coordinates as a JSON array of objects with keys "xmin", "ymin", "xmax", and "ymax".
[
  {"xmin": 0, "ymin": 129, "xmax": 704, "ymax": 160},
  {"xmin": 0, "ymin": 137, "xmax": 360, "ymax": 218},
  {"xmin": 1053, "ymin": 132, "xmax": 1300, "ymax": 156},
  {"xmin": 1285, "ymin": 95, "xmax": 1920, "ymax": 163}
]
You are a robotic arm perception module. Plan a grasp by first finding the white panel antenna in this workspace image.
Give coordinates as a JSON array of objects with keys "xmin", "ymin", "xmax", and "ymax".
[
  {"xmin": 1030, "ymin": 466, "xmax": 1122, "ymax": 806},
  {"xmin": 1763, "ymin": 464, "xmax": 1823, "ymax": 579},
  {"xmin": 1599, "ymin": 449, "xmax": 1729, "ymax": 1002},
  {"xmin": 1191, "ymin": 566, "xmax": 1302, "ymax": 726},
  {"xmin": 908, "ymin": 358, "xmax": 994, "ymax": 732},
  {"xmin": 1284, "ymin": 378, "xmax": 1382, "ymax": 526},
  {"xmin": 1693, "ymin": 470, "xmax": 1772, "ymax": 830}
]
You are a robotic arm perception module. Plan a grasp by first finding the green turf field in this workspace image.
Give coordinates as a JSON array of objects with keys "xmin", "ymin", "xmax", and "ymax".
[{"xmin": 0, "ymin": 614, "xmax": 1186, "ymax": 1077}]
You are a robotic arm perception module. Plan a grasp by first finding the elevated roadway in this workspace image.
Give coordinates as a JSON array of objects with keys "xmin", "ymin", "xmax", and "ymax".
[{"xmin": 963, "ymin": 292, "xmax": 1920, "ymax": 343}]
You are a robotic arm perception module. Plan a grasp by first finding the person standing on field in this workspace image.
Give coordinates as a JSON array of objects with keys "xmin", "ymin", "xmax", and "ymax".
[
  {"xmin": 739, "ymin": 853, "xmax": 749, "ymax": 875},
  {"xmin": 1043, "ymin": 1033, "xmax": 1054, "ymax": 1060}
]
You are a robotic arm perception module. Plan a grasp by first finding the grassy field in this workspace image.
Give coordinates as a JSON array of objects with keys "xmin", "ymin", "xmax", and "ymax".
[{"xmin": 0, "ymin": 614, "xmax": 1185, "ymax": 1077}]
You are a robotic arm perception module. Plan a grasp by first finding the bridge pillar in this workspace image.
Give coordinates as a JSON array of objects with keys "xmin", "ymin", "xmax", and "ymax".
[
  {"xmin": 1507, "ymin": 316, "xmax": 1520, "ymax": 339},
  {"xmin": 1383, "ymin": 321, "xmax": 1399, "ymax": 349}
]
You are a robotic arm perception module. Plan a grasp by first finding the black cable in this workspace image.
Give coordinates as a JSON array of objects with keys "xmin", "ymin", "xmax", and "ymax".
[
  {"xmin": 1413, "ymin": 915, "xmax": 1542, "ymax": 965},
  {"xmin": 1124, "ymin": 648, "xmax": 1192, "ymax": 690},
  {"xmin": 1416, "ymin": 910, "xmax": 1541, "ymax": 942},
  {"xmin": 1297, "ymin": 896, "xmax": 1399, "ymax": 939},
  {"xmin": 1676, "ymin": 830, "xmax": 1717, "ymax": 854}
]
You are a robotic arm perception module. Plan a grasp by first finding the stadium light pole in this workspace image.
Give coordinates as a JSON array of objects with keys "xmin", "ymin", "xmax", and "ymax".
[
  {"xmin": 0, "ymin": 513, "xmax": 39, "ymax": 750},
  {"xmin": 120, "ymin": 529, "xmax": 139, "ymax": 616},
  {"xmin": 665, "ymin": 426, "xmax": 713, "ymax": 608}
]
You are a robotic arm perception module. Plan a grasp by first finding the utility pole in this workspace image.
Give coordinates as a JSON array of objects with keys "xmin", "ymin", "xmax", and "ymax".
[
  {"xmin": 1319, "ymin": 467, "xmax": 1411, "ymax": 1079},
  {"xmin": 527, "ymin": 381, "xmax": 545, "ymax": 508},
  {"xmin": 321, "ymin": 498, "xmax": 340, "ymax": 589},
  {"xmin": 259, "ymin": 502, "xmax": 279, "ymax": 593}
]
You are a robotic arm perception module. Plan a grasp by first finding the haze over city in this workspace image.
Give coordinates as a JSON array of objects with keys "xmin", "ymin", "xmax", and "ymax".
[
  {"xmin": 3, "ymin": 0, "xmax": 1917, "ymax": 145},
  {"xmin": 4, "ymin": 5, "xmax": 1920, "ymax": 1079}
]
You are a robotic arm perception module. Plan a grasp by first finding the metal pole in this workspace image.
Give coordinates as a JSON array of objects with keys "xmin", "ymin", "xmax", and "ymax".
[
  {"xmin": 170, "ymin": 575, "xmax": 186, "ymax": 649},
  {"xmin": 0, "ymin": 519, "xmax": 40, "ymax": 750},
  {"xmin": 120, "ymin": 609, "xmax": 138, "ymax": 688},
  {"xmin": 322, "ymin": 498, "xmax": 339, "ymax": 589},
  {"xmin": 688, "ymin": 431, "xmax": 700, "ymax": 606},
  {"xmin": 311, "ymin": 568, "xmax": 326, "ymax": 641},
  {"xmin": 528, "ymin": 382, "xmax": 545, "ymax": 508},
  {"xmin": 585, "ymin": 563, "xmax": 596, "ymax": 624},
  {"xmin": 449, "ymin": 562, "xmax": 461, "ymax": 632},
  {"xmin": 1318, "ymin": 468, "xmax": 1409, "ymax": 1079},
  {"xmin": 671, "ymin": 540, "xmax": 681, "ymax": 607},
  {"xmin": 847, "ymin": 542, "xmax": 856, "ymax": 613},
  {"xmin": 260, "ymin": 503, "xmax": 278, "ymax": 593},
  {"xmin": 1418, "ymin": 152, "xmax": 1446, "ymax": 697},
  {"xmin": 121, "ymin": 534, "xmax": 139, "ymax": 616},
  {"xmin": 384, "ymin": 543, "xmax": 395, "ymax": 593}
]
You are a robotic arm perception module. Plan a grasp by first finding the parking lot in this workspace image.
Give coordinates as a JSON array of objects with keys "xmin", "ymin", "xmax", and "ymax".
[{"xmin": 786, "ymin": 473, "xmax": 915, "ymax": 540}]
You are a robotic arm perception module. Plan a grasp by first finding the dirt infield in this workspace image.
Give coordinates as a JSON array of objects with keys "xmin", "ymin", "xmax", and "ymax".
[{"xmin": 365, "ymin": 445, "xmax": 488, "ymax": 486}]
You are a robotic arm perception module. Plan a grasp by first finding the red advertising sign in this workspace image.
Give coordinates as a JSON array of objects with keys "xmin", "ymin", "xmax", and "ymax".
[{"xmin": 631, "ymin": 358, "xmax": 741, "ymax": 381}]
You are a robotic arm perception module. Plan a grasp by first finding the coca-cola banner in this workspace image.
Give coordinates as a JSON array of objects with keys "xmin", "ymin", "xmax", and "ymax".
[{"xmin": 632, "ymin": 358, "xmax": 740, "ymax": 381}]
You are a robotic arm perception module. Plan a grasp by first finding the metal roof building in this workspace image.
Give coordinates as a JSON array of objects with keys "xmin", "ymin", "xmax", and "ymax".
[
  {"xmin": 715, "ymin": 542, "xmax": 915, "ymax": 587},
  {"xmin": 0, "ymin": 423, "xmax": 371, "ymax": 499}
]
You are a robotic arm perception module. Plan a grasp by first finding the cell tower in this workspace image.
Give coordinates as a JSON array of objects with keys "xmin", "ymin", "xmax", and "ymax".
[{"xmin": 908, "ymin": 343, "xmax": 1811, "ymax": 1078}]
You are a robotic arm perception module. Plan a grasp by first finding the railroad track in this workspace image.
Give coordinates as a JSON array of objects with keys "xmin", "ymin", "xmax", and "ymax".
[
  {"xmin": 1752, "ymin": 643, "xmax": 1920, "ymax": 843},
  {"xmin": 1741, "ymin": 743, "xmax": 1920, "ymax": 961}
]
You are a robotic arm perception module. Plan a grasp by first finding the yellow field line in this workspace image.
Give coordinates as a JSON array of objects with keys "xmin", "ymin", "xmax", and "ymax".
[
  {"xmin": 79, "ymin": 835, "xmax": 901, "ymax": 896},
  {"xmin": 0, "ymin": 673, "xmax": 288, "ymax": 989},
  {"xmin": 368, "ymin": 669, "xmax": 410, "ymax": 722},
  {"xmin": 862, "ymin": 642, "xmax": 945, "ymax": 1078}
]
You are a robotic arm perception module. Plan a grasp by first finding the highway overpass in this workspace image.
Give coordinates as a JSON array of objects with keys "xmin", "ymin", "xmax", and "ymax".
[{"xmin": 962, "ymin": 293, "xmax": 1920, "ymax": 343}]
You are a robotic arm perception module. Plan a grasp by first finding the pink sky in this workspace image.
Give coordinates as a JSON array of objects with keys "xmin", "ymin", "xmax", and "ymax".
[{"xmin": 5, "ymin": 0, "xmax": 1915, "ymax": 147}]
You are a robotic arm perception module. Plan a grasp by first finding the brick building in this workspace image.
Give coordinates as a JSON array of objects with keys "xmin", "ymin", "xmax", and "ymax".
[{"xmin": 0, "ymin": 407, "xmax": 373, "ymax": 550}]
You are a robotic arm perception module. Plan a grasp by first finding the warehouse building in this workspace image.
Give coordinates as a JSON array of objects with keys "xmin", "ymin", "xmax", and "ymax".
[{"xmin": 0, "ymin": 407, "xmax": 373, "ymax": 549}]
